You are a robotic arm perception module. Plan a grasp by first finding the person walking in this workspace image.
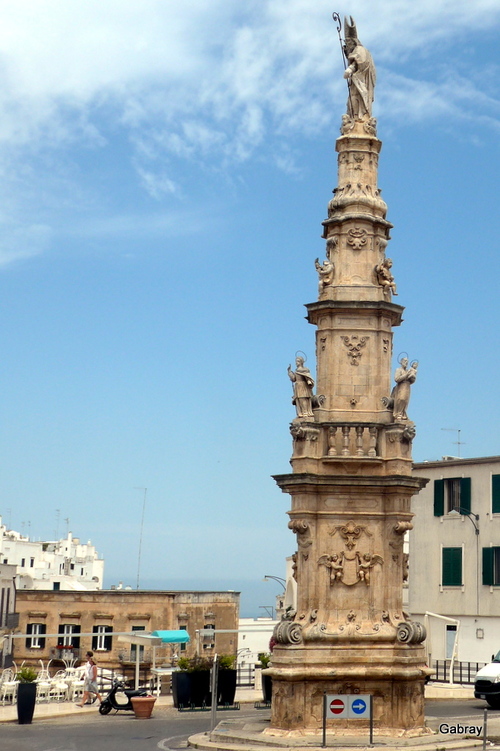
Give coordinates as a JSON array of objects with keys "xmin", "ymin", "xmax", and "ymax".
[{"xmin": 77, "ymin": 651, "xmax": 102, "ymax": 707}]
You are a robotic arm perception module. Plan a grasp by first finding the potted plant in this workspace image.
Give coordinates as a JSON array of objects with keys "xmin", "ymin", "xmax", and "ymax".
[
  {"xmin": 172, "ymin": 657, "xmax": 192, "ymax": 708},
  {"xmin": 172, "ymin": 656, "xmax": 212, "ymax": 708},
  {"xmin": 16, "ymin": 666, "xmax": 38, "ymax": 724},
  {"xmin": 259, "ymin": 653, "xmax": 272, "ymax": 703},
  {"xmin": 217, "ymin": 654, "xmax": 237, "ymax": 706}
]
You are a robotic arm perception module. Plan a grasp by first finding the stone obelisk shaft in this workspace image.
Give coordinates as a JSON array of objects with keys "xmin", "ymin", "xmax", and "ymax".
[{"xmin": 269, "ymin": 19, "xmax": 429, "ymax": 736}]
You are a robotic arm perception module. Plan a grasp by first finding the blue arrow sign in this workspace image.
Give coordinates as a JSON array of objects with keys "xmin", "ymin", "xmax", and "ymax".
[{"xmin": 351, "ymin": 699, "xmax": 367, "ymax": 715}]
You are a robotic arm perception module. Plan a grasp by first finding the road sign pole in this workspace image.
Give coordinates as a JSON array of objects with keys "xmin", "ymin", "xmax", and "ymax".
[
  {"xmin": 322, "ymin": 692, "xmax": 327, "ymax": 747},
  {"xmin": 369, "ymin": 695, "xmax": 373, "ymax": 746}
]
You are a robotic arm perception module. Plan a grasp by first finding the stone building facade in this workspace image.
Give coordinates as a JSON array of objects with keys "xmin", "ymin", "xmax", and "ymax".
[
  {"xmin": 14, "ymin": 589, "xmax": 239, "ymax": 669},
  {"xmin": 411, "ymin": 456, "xmax": 500, "ymax": 664}
]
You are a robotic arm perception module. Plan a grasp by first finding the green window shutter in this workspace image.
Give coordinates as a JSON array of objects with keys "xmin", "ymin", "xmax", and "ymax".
[
  {"xmin": 460, "ymin": 477, "xmax": 471, "ymax": 514},
  {"xmin": 492, "ymin": 475, "xmax": 500, "ymax": 514},
  {"xmin": 483, "ymin": 547, "xmax": 494, "ymax": 586},
  {"xmin": 26, "ymin": 622, "xmax": 33, "ymax": 650},
  {"xmin": 434, "ymin": 479, "xmax": 444, "ymax": 516},
  {"xmin": 442, "ymin": 547, "xmax": 462, "ymax": 586},
  {"xmin": 104, "ymin": 626, "xmax": 113, "ymax": 652},
  {"xmin": 73, "ymin": 625, "xmax": 81, "ymax": 649},
  {"xmin": 39, "ymin": 624, "xmax": 46, "ymax": 650}
]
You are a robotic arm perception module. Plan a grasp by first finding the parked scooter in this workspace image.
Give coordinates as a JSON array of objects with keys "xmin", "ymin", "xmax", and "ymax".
[{"xmin": 99, "ymin": 679, "xmax": 148, "ymax": 714}]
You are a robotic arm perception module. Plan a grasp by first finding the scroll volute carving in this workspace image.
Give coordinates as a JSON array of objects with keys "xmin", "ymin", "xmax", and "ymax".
[{"xmin": 288, "ymin": 519, "xmax": 312, "ymax": 559}]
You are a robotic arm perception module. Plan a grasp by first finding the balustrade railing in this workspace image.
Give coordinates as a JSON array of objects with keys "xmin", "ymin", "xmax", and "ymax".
[{"xmin": 326, "ymin": 425, "xmax": 379, "ymax": 458}]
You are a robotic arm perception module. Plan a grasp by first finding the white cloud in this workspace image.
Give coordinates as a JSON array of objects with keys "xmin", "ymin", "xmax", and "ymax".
[
  {"xmin": 0, "ymin": 0, "xmax": 497, "ymax": 153},
  {"xmin": 0, "ymin": 0, "xmax": 498, "ymax": 265},
  {"xmin": 0, "ymin": 221, "xmax": 52, "ymax": 265}
]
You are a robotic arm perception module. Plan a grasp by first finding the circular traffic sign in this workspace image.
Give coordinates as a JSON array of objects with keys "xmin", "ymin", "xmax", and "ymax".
[
  {"xmin": 351, "ymin": 698, "xmax": 367, "ymax": 715},
  {"xmin": 330, "ymin": 698, "xmax": 345, "ymax": 714}
]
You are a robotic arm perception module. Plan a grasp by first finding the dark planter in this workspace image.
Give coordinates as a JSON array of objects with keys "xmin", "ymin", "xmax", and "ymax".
[
  {"xmin": 172, "ymin": 672, "xmax": 192, "ymax": 708},
  {"xmin": 17, "ymin": 683, "xmax": 37, "ymax": 725},
  {"xmin": 172, "ymin": 671, "xmax": 211, "ymax": 707},
  {"xmin": 189, "ymin": 670, "xmax": 211, "ymax": 707},
  {"xmin": 262, "ymin": 674, "xmax": 272, "ymax": 703},
  {"xmin": 217, "ymin": 669, "xmax": 236, "ymax": 705}
]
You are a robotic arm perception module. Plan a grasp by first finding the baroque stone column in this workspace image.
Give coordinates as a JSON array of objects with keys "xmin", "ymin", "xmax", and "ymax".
[{"xmin": 269, "ymin": 17, "xmax": 429, "ymax": 737}]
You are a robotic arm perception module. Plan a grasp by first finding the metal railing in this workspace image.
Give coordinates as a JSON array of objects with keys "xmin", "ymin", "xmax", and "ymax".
[
  {"xmin": 236, "ymin": 664, "xmax": 255, "ymax": 687},
  {"xmin": 431, "ymin": 660, "xmax": 487, "ymax": 685}
]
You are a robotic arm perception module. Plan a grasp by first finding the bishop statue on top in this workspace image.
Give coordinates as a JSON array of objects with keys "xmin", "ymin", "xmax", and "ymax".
[{"xmin": 343, "ymin": 15, "xmax": 376, "ymax": 120}]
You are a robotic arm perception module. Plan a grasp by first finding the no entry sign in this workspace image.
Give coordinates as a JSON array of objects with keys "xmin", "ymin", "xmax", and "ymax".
[
  {"xmin": 325, "ymin": 694, "xmax": 371, "ymax": 719},
  {"xmin": 328, "ymin": 698, "xmax": 346, "ymax": 716}
]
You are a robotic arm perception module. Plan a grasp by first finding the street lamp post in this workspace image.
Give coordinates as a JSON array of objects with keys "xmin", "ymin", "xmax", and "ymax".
[
  {"xmin": 263, "ymin": 575, "xmax": 286, "ymax": 591},
  {"xmin": 449, "ymin": 507, "xmax": 480, "ymax": 614}
]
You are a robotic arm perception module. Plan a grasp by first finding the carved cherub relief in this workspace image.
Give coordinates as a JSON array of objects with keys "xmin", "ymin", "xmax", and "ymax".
[
  {"xmin": 318, "ymin": 552, "xmax": 344, "ymax": 584},
  {"xmin": 357, "ymin": 552, "xmax": 384, "ymax": 585}
]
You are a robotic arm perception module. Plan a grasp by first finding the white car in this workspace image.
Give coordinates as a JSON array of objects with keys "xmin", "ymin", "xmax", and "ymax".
[{"xmin": 474, "ymin": 651, "xmax": 500, "ymax": 709}]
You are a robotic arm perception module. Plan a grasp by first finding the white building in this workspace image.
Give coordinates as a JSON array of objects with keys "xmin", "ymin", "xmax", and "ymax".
[
  {"xmin": 0, "ymin": 516, "xmax": 104, "ymax": 591},
  {"xmin": 237, "ymin": 617, "xmax": 277, "ymax": 667},
  {"xmin": 0, "ymin": 563, "xmax": 17, "ymax": 667},
  {"xmin": 410, "ymin": 456, "xmax": 500, "ymax": 664}
]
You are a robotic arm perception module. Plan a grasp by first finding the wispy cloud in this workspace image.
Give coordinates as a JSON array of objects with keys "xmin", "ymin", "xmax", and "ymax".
[{"xmin": 0, "ymin": 0, "xmax": 498, "ymax": 264}]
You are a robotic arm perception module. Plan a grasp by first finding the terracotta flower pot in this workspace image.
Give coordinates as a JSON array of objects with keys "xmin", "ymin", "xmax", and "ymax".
[{"xmin": 131, "ymin": 695, "xmax": 156, "ymax": 719}]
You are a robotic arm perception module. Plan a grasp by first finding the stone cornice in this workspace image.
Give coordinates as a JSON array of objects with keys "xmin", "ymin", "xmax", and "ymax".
[
  {"xmin": 273, "ymin": 472, "xmax": 428, "ymax": 492},
  {"xmin": 305, "ymin": 299, "xmax": 404, "ymax": 326}
]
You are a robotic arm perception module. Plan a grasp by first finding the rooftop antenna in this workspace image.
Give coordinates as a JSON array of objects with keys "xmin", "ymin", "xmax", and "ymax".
[
  {"xmin": 64, "ymin": 517, "xmax": 70, "ymax": 537},
  {"xmin": 441, "ymin": 428, "xmax": 465, "ymax": 458},
  {"xmin": 55, "ymin": 508, "xmax": 60, "ymax": 540},
  {"xmin": 134, "ymin": 487, "xmax": 147, "ymax": 590}
]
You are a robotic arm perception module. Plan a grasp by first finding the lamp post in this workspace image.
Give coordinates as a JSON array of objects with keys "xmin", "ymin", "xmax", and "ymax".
[
  {"xmin": 449, "ymin": 507, "xmax": 480, "ymax": 614},
  {"xmin": 263, "ymin": 575, "xmax": 286, "ymax": 591}
]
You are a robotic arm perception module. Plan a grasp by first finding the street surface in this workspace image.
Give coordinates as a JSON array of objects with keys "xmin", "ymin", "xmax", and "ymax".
[
  {"xmin": 1, "ymin": 702, "xmax": 499, "ymax": 751},
  {"xmin": 0, "ymin": 704, "xmax": 224, "ymax": 751}
]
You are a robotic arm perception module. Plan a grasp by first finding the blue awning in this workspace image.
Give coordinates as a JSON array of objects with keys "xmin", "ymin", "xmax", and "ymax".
[{"xmin": 151, "ymin": 629, "xmax": 190, "ymax": 644}]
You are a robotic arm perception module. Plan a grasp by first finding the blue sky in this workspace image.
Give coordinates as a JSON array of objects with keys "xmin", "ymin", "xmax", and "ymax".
[{"xmin": 0, "ymin": 0, "xmax": 500, "ymax": 616}]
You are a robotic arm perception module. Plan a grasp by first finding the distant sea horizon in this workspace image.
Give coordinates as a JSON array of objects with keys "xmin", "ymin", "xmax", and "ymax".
[{"xmin": 103, "ymin": 575, "xmax": 281, "ymax": 619}]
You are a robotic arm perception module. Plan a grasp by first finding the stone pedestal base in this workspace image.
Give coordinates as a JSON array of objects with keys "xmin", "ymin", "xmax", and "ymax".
[
  {"xmin": 267, "ymin": 645, "xmax": 430, "ymax": 736},
  {"xmin": 268, "ymin": 678, "xmax": 428, "ymax": 736}
]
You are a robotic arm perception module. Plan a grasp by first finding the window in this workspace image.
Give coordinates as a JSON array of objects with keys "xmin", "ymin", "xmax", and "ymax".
[
  {"xmin": 21, "ymin": 558, "xmax": 25, "ymax": 567},
  {"xmin": 131, "ymin": 625, "xmax": 145, "ymax": 661},
  {"xmin": 30, "ymin": 558, "xmax": 34, "ymax": 568},
  {"xmin": 26, "ymin": 623, "xmax": 46, "ymax": 649},
  {"xmin": 483, "ymin": 547, "xmax": 500, "ymax": 585},
  {"xmin": 442, "ymin": 547, "xmax": 463, "ymax": 586},
  {"xmin": 58, "ymin": 623, "xmax": 81, "ymax": 648},
  {"xmin": 180, "ymin": 625, "xmax": 187, "ymax": 652},
  {"xmin": 92, "ymin": 625, "xmax": 112, "ymax": 651},
  {"xmin": 492, "ymin": 475, "xmax": 500, "ymax": 514},
  {"xmin": 434, "ymin": 478, "xmax": 471, "ymax": 516}
]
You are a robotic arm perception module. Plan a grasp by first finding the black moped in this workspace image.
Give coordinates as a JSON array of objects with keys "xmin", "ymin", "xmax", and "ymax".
[{"xmin": 99, "ymin": 679, "xmax": 148, "ymax": 714}]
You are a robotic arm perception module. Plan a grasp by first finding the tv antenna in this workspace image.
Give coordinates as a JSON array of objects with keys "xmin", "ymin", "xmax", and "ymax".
[
  {"xmin": 441, "ymin": 428, "xmax": 465, "ymax": 458},
  {"xmin": 134, "ymin": 487, "xmax": 147, "ymax": 590}
]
